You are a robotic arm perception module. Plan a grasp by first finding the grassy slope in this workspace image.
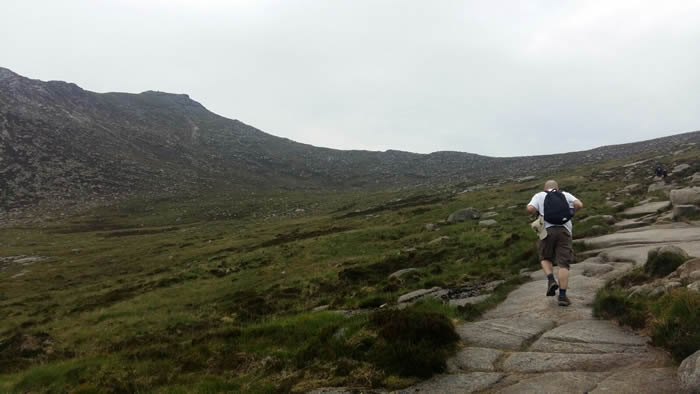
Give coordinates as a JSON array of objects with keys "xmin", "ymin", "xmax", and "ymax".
[{"xmin": 0, "ymin": 148, "xmax": 698, "ymax": 392}]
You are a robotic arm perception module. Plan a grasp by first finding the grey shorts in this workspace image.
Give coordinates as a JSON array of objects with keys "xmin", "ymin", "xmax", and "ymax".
[{"xmin": 537, "ymin": 226, "xmax": 573, "ymax": 269}]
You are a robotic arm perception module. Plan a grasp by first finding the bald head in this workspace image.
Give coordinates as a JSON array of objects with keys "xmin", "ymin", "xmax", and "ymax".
[{"xmin": 544, "ymin": 180, "xmax": 559, "ymax": 190}]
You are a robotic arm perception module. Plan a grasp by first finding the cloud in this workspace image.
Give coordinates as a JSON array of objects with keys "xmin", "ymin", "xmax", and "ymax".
[{"xmin": 1, "ymin": 0, "xmax": 699, "ymax": 156}]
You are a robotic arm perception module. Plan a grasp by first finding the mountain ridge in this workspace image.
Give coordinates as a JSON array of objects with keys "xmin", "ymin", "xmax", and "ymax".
[{"xmin": 1, "ymin": 66, "xmax": 699, "ymax": 217}]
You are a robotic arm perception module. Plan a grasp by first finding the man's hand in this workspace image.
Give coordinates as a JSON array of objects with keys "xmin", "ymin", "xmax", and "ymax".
[{"xmin": 573, "ymin": 200, "xmax": 583, "ymax": 211}]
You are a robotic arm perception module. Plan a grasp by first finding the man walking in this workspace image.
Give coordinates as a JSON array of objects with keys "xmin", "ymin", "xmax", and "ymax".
[{"xmin": 527, "ymin": 180, "xmax": 583, "ymax": 306}]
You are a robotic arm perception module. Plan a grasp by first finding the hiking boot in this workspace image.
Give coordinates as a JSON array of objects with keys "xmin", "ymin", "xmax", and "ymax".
[
  {"xmin": 558, "ymin": 294, "xmax": 571, "ymax": 306},
  {"xmin": 546, "ymin": 279, "xmax": 559, "ymax": 296}
]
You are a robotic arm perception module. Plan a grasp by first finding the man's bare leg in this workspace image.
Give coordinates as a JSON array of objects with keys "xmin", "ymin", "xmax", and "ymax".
[
  {"xmin": 558, "ymin": 268, "xmax": 569, "ymax": 291},
  {"xmin": 541, "ymin": 260, "xmax": 553, "ymax": 275}
]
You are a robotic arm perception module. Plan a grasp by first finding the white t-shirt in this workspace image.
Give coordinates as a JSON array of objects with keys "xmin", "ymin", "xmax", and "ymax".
[{"xmin": 527, "ymin": 190, "xmax": 579, "ymax": 234}]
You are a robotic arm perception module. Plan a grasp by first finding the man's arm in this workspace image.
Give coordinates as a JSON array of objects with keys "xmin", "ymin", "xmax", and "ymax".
[
  {"xmin": 527, "ymin": 205, "xmax": 538, "ymax": 215},
  {"xmin": 573, "ymin": 199, "xmax": 583, "ymax": 211}
]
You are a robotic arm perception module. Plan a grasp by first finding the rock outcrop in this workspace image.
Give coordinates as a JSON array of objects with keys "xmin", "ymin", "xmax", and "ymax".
[{"xmin": 679, "ymin": 349, "xmax": 700, "ymax": 393}]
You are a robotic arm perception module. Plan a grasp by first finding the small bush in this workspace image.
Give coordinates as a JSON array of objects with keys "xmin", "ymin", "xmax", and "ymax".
[
  {"xmin": 368, "ymin": 308, "xmax": 459, "ymax": 378},
  {"xmin": 644, "ymin": 251, "xmax": 688, "ymax": 277},
  {"xmin": 592, "ymin": 288, "xmax": 647, "ymax": 329}
]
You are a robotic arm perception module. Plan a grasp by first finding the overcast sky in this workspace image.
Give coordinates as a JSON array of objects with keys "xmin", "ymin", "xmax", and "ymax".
[{"xmin": 2, "ymin": 0, "xmax": 700, "ymax": 157}]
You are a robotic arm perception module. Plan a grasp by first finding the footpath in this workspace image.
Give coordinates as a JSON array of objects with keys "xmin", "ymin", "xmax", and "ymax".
[{"xmin": 403, "ymin": 217, "xmax": 700, "ymax": 393}]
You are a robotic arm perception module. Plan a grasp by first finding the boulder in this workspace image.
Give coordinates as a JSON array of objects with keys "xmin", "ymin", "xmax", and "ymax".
[
  {"xmin": 481, "ymin": 211, "xmax": 498, "ymax": 218},
  {"xmin": 672, "ymin": 163, "xmax": 691, "ymax": 175},
  {"xmin": 447, "ymin": 207, "xmax": 481, "ymax": 223},
  {"xmin": 670, "ymin": 187, "xmax": 700, "ymax": 206},
  {"xmin": 619, "ymin": 184, "xmax": 642, "ymax": 194},
  {"xmin": 648, "ymin": 181, "xmax": 674, "ymax": 194},
  {"xmin": 449, "ymin": 294, "xmax": 490, "ymax": 306},
  {"xmin": 689, "ymin": 172, "xmax": 700, "ymax": 185},
  {"xmin": 479, "ymin": 219, "xmax": 498, "ymax": 227},
  {"xmin": 483, "ymin": 280, "xmax": 506, "ymax": 291},
  {"xmin": 427, "ymin": 236, "xmax": 449, "ymax": 245},
  {"xmin": 689, "ymin": 281, "xmax": 700, "ymax": 292},
  {"xmin": 655, "ymin": 245, "xmax": 690, "ymax": 260},
  {"xmin": 388, "ymin": 268, "xmax": 418, "ymax": 280},
  {"xmin": 397, "ymin": 287, "xmax": 446, "ymax": 304},
  {"xmin": 424, "ymin": 223, "xmax": 438, "ymax": 231},
  {"xmin": 517, "ymin": 175, "xmax": 537, "ymax": 182},
  {"xmin": 668, "ymin": 258, "xmax": 700, "ymax": 280},
  {"xmin": 673, "ymin": 204, "xmax": 699, "ymax": 220},
  {"xmin": 628, "ymin": 284, "xmax": 654, "ymax": 298},
  {"xmin": 678, "ymin": 349, "xmax": 700, "ymax": 393}
]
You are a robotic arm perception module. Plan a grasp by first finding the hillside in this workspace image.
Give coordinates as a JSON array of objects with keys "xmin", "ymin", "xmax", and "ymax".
[
  {"xmin": 0, "ymin": 143, "xmax": 698, "ymax": 392},
  {"xmin": 2, "ymin": 67, "xmax": 699, "ymax": 220}
]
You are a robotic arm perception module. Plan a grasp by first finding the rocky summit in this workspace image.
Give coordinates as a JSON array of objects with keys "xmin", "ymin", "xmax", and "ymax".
[{"xmin": 2, "ymin": 67, "xmax": 700, "ymax": 220}]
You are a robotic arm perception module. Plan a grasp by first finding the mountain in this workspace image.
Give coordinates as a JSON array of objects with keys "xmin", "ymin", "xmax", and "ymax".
[{"xmin": 1, "ymin": 66, "xmax": 699, "ymax": 215}]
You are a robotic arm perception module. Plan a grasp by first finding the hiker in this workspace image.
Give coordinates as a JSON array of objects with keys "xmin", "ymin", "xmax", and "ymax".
[
  {"xmin": 526, "ymin": 180, "xmax": 583, "ymax": 306},
  {"xmin": 655, "ymin": 165, "xmax": 668, "ymax": 178}
]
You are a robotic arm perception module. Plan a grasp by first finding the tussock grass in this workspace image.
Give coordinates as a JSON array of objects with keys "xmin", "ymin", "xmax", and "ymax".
[
  {"xmin": 594, "ymin": 264, "xmax": 700, "ymax": 362},
  {"xmin": 644, "ymin": 250, "xmax": 689, "ymax": 277}
]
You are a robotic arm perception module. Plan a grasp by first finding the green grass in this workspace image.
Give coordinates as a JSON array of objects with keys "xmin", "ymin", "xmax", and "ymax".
[
  {"xmin": 1, "ymin": 147, "xmax": 698, "ymax": 391},
  {"xmin": 594, "ymin": 261, "xmax": 700, "ymax": 362}
]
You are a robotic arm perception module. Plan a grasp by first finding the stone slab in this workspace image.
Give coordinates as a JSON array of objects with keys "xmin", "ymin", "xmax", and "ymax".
[
  {"xmin": 502, "ymin": 351, "xmax": 654, "ymax": 373},
  {"xmin": 530, "ymin": 320, "xmax": 647, "ymax": 354},
  {"xmin": 583, "ymin": 225, "xmax": 700, "ymax": 249},
  {"xmin": 590, "ymin": 367, "xmax": 682, "ymax": 393},
  {"xmin": 498, "ymin": 372, "xmax": 606, "ymax": 394},
  {"xmin": 621, "ymin": 201, "xmax": 670, "ymax": 217},
  {"xmin": 456, "ymin": 318, "xmax": 555, "ymax": 350},
  {"xmin": 613, "ymin": 218, "xmax": 653, "ymax": 230},
  {"xmin": 447, "ymin": 347, "xmax": 503, "ymax": 372},
  {"xmin": 400, "ymin": 372, "xmax": 504, "ymax": 393},
  {"xmin": 487, "ymin": 272, "xmax": 606, "ymax": 323}
]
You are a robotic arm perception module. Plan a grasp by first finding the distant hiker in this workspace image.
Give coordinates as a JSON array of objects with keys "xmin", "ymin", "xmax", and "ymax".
[
  {"xmin": 655, "ymin": 165, "xmax": 668, "ymax": 178},
  {"xmin": 526, "ymin": 180, "xmax": 583, "ymax": 306}
]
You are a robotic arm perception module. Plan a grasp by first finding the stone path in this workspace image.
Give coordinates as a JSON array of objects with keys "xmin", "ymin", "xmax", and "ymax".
[{"xmin": 401, "ymin": 221, "xmax": 700, "ymax": 393}]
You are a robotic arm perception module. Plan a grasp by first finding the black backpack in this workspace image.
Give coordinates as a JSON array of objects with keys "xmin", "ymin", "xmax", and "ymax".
[{"xmin": 543, "ymin": 190, "xmax": 574, "ymax": 225}]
